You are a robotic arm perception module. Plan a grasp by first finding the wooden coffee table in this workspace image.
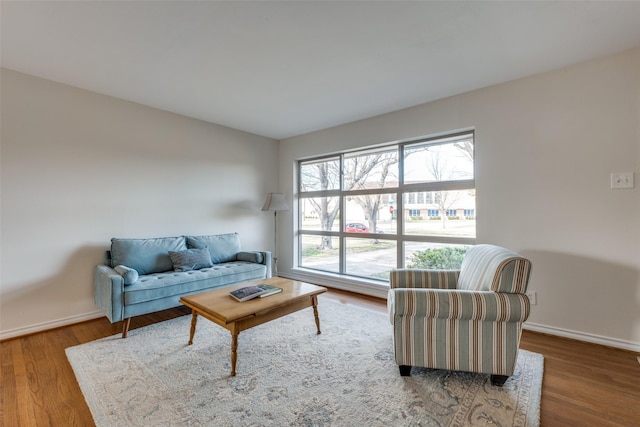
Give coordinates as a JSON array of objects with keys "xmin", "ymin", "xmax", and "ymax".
[{"xmin": 179, "ymin": 277, "xmax": 327, "ymax": 376}]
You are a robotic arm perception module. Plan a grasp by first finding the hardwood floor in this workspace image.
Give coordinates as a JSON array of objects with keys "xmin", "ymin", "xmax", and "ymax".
[{"xmin": 2, "ymin": 288, "xmax": 639, "ymax": 426}]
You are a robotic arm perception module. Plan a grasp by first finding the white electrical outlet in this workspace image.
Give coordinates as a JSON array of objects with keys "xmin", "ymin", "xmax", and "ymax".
[
  {"xmin": 526, "ymin": 291, "xmax": 537, "ymax": 305},
  {"xmin": 610, "ymin": 172, "xmax": 634, "ymax": 189}
]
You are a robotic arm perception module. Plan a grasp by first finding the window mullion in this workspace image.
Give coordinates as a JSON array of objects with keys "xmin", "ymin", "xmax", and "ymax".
[
  {"xmin": 339, "ymin": 153, "xmax": 346, "ymax": 275},
  {"xmin": 397, "ymin": 144, "xmax": 405, "ymax": 268}
]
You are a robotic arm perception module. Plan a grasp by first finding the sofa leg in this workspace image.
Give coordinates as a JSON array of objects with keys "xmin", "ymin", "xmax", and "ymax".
[
  {"xmin": 399, "ymin": 365, "xmax": 411, "ymax": 376},
  {"xmin": 122, "ymin": 318, "xmax": 131, "ymax": 338},
  {"xmin": 490, "ymin": 375, "xmax": 509, "ymax": 386}
]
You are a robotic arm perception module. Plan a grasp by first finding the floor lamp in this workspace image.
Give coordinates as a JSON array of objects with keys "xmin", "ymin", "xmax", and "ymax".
[{"xmin": 261, "ymin": 193, "xmax": 289, "ymax": 276}]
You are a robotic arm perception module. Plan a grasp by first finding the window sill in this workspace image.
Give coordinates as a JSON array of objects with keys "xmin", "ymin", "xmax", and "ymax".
[{"xmin": 280, "ymin": 268, "xmax": 390, "ymax": 300}]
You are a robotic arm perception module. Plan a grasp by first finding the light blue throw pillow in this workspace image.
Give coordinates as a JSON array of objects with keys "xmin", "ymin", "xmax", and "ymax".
[
  {"xmin": 114, "ymin": 265, "xmax": 139, "ymax": 285},
  {"xmin": 169, "ymin": 248, "xmax": 214, "ymax": 272}
]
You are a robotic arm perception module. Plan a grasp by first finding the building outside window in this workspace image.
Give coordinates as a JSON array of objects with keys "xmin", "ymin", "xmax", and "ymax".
[{"xmin": 298, "ymin": 131, "xmax": 475, "ymax": 282}]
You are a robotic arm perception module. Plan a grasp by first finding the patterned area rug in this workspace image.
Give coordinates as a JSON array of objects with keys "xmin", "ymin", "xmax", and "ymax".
[{"xmin": 66, "ymin": 297, "xmax": 543, "ymax": 426}]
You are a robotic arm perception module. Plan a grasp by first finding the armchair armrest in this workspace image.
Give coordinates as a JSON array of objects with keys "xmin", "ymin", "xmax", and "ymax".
[
  {"xmin": 388, "ymin": 288, "xmax": 530, "ymax": 322},
  {"xmin": 390, "ymin": 269, "xmax": 459, "ymax": 289},
  {"xmin": 94, "ymin": 265, "xmax": 125, "ymax": 323}
]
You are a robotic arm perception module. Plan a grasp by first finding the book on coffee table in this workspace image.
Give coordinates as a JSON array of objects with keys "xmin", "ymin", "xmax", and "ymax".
[
  {"xmin": 229, "ymin": 285, "xmax": 267, "ymax": 302},
  {"xmin": 257, "ymin": 284, "xmax": 282, "ymax": 298}
]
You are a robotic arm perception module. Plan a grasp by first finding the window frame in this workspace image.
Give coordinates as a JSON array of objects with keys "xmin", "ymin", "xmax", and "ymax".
[{"xmin": 297, "ymin": 130, "xmax": 475, "ymax": 281}]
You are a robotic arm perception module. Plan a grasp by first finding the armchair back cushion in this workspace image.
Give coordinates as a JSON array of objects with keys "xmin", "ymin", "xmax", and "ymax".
[{"xmin": 457, "ymin": 244, "xmax": 531, "ymax": 293}]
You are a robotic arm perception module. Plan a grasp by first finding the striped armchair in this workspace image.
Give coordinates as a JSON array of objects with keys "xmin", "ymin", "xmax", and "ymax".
[{"xmin": 388, "ymin": 244, "xmax": 532, "ymax": 386}]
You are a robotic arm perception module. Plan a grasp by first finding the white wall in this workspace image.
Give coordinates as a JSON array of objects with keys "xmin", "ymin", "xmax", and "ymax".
[
  {"xmin": 0, "ymin": 69, "xmax": 278, "ymax": 339},
  {"xmin": 279, "ymin": 48, "xmax": 640, "ymax": 350}
]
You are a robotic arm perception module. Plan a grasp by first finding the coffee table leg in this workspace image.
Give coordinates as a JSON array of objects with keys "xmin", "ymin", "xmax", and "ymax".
[
  {"xmin": 230, "ymin": 329, "xmax": 239, "ymax": 376},
  {"xmin": 312, "ymin": 295, "xmax": 321, "ymax": 334},
  {"xmin": 188, "ymin": 310, "xmax": 198, "ymax": 345}
]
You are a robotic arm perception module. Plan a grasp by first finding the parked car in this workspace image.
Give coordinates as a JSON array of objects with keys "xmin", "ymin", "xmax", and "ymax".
[{"xmin": 345, "ymin": 222, "xmax": 384, "ymax": 233}]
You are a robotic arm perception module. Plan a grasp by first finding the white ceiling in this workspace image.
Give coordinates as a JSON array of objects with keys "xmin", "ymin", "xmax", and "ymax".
[{"xmin": 3, "ymin": 1, "xmax": 640, "ymax": 140}]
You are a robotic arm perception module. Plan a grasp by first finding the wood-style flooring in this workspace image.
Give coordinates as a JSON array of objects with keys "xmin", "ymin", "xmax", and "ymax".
[{"xmin": 2, "ymin": 288, "xmax": 639, "ymax": 426}]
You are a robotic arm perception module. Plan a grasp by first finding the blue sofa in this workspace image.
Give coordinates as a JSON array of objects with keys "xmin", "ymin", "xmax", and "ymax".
[{"xmin": 94, "ymin": 233, "xmax": 271, "ymax": 337}]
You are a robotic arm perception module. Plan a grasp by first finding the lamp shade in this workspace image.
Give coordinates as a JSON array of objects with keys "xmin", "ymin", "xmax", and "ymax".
[{"xmin": 261, "ymin": 193, "xmax": 289, "ymax": 212}]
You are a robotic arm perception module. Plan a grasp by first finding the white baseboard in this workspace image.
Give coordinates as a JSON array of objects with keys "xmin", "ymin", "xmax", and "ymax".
[
  {"xmin": 523, "ymin": 322, "xmax": 640, "ymax": 353},
  {"xmin": 285, "ymin": 268, "xmax": 640, "ymax": 353},
  {"xmin": 3, "ymin": 283, "xmax": 639, "ymax": 354},
  {"xmin": 0, "ymin": 310, "xmax": 105, "ymax": 341}
]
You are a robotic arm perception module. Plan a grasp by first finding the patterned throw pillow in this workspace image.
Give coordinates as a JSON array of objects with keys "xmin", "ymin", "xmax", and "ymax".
[{"xmin": 169, "ymin": 248, "xmax": 214, "ymax": 272}]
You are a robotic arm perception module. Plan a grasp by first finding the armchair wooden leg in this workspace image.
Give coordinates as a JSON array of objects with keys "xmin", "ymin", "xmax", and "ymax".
[
  {"xmin": 399, "ymin": 365, "xmax": 411, "ymax": 376},
  {"xmin": 490, "ymin": 375, "xmax": 509, "ymax": 386},
  {"xmin": 122, "ymin": 318, "xmax": 131, "ymax": 338}
]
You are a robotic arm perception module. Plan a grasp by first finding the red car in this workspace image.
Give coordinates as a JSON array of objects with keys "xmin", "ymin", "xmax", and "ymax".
[
  {"xmin": 345, "ymin": 223, "xmax": 384, "ymax": 233},
  {"xmin": 346, "ymin": 222, "xmax": 368, "ymax": 233}
]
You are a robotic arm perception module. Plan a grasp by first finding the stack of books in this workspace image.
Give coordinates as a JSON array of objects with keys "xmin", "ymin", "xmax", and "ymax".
[{"xmin": 229, "ymin": 284, "xmax": 282, "ymax": 302}]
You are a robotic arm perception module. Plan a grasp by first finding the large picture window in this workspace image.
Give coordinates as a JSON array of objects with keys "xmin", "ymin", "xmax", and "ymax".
[{"xmin": 297, "ymin": 131, "xmax": 475, "ymax": 282}]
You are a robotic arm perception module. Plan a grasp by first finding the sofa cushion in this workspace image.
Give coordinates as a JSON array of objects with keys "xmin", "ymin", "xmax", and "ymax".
[
  {"xmin": 113, "ymin": 265, "xmax": 139, "ymax": 285},
  {"xmin": 186, "ymin": 233, "xmax": 241, "ymax": 264},
  {"xmin": 111, "ymin": 236, "xmax": 187, "ymax": 275},
  {"xmin": 123, "ymin": 261, "xmax": 267, "ymax": 305},
  {"xmin": 169, "ymin": 248, "xmax": 213, "ymax": 272}
]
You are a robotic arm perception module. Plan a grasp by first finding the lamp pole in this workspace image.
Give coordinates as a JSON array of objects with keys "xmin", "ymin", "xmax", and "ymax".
[
  {"xmin": 262, "ymin": 193, "xmax": 289, "ymax": 277},
  {"xmin": 273, "ymin": 210, "xmax": 279, "ymax": 276}
]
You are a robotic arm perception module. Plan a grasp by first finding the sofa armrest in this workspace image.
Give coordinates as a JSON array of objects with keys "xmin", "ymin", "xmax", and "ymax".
[
  {"xmin": 388, "ymin": 288, "xmax": 530, "ymax": 322},
  {"xmin": 262, "ymin": 251, "xmax": 272, "ymax": 278},
  {"xmin": 237, "ymin": 251, "xmax": 263, "ymax": 263},
  {"xmin": 390, "ymin": 269, "xmax": 459, "ymax": 289},
  {"xmin": 237, "ymin": 250, "xmax": 272, "ymax": 278},
  {"xmin": 94, "ymin": 265, "xmax": 125, "ymax": 323}
]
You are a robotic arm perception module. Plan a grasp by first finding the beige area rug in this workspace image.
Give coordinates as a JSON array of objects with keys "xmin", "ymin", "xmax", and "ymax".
[{"xmin": 66, "ymin": 297, "xmax": 543, "ymax": 426}]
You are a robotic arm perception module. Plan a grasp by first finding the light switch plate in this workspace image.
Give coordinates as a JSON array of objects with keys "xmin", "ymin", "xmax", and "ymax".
[{"xmin": 610, "ymin": 172, "xmax": 634, "ymax": 189}]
